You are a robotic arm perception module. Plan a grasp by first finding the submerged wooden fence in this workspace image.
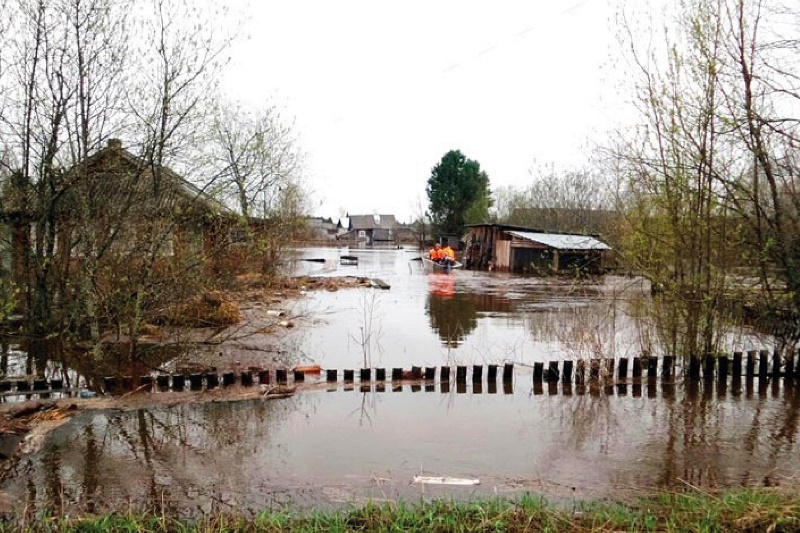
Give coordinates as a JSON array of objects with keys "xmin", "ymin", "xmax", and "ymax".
[{"xmin": 2, "ymin": 349, "xmax": 799, "ymax": 400}]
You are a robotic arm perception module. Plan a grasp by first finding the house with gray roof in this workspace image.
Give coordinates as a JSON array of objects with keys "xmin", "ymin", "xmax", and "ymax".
[{"xmin": 338, "ymin": 214, "xmax": 397, "ymax": 245}]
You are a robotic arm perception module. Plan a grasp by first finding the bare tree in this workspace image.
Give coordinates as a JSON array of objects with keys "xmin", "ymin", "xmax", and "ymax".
[
  {"xmin": 713, "ymin": 0, "xmax": 800, "ymax": 335},
  {"xmin": 613, "ymin": 0, "xmax": 737, "ymax": 358},
  {"xmin": 207, "ymin": 100, "xmax": 303, "ymax": 219},
  {"xmin": 0, "ymin": 0, "xmax": 235, "ymax": 367},
  {"xmin": 497, "ymin": 165, "xmax": 617, "ymax": 236}
]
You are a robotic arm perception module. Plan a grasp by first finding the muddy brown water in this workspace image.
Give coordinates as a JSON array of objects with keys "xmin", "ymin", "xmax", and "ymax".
[
  {"xmin": 286, "ymin": 247, "xmax": 768, "ymax": 369},
  {"xmin": 2, "ymin": 380, "xmax": 800, "ymax": 517},
  {"xmin": 0, "ymin": 247, "xmax": 795, "ymax": 516}
]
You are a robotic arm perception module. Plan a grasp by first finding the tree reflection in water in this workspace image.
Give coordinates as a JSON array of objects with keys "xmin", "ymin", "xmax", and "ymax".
[
  {"xmin": 425, "ymin": 274, "xmax": 513, "ymax": 347},
  {"xmin": 4, "ymin": 395, "xmax": 300, "ymax": 518},
  {"xmin": 426, "ymin": 282, "xmax": 475, "ymax": 347},
  {"xmin": 2, "ymin": 382, "xmax": 800, "ymax": 516}
]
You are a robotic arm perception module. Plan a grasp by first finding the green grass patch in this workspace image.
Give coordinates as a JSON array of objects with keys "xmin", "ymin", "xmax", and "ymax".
[{"xmin": 3, "ymin": 490, "xmax": 800, "ymax": 532}]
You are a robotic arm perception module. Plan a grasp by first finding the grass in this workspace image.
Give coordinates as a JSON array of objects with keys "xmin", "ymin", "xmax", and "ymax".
[{"xmin": 3, "ymin": 490, "xmax": 800, "ymax": 532}]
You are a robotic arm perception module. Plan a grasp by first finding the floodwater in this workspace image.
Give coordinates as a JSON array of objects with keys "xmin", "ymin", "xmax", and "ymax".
[
  {"xmin": 286, "ymin": 247, "xmax": 769, "ymax": 369},
  {"xmin": 2, "ymin": 380, "xmax": 800, "ymax": 516},
  {"xmin": 0, "ymin": 247, "xmax": 797, "ymax": 516}
]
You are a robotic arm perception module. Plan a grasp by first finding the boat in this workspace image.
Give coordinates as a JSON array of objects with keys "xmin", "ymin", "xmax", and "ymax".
[{"xmin": 421, "ymin": 257, "xmax": 463, "ymax": 272}]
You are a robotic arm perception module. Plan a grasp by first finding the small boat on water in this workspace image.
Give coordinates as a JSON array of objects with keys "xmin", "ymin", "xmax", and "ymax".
[{"xmin": 421, "ymin": 257, "xmax": 463, "ymax": 272}]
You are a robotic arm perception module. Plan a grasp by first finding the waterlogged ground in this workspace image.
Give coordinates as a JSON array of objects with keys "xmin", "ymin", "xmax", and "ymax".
[{"xmin": 0, "ymin": 247, "xmax": 793, "ymax": 517}]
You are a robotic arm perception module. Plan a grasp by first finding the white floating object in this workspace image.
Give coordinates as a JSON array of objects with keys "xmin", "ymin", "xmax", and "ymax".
[
  {"xmin": 266, "ymin": 310, "xmax": 285, "ymax": 317},
  {"xmin": 413, "ymin": 476, "xmax": 480, "ymax": 486}
]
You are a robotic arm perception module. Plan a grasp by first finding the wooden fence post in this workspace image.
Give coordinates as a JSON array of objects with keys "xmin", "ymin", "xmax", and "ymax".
[
  {"xmin": 618, "ymin": 358, "xmax": 628, "ymax": 380},
  {"xmin": 547, "ymin": 362, "xmax": 560, "ymax": 382},
  {"xmin": 732, "ymin": 351, "xmax": 743, "ymax": 377},
  {"xmin": 746, "ymin": 351, "xmax": 756, "ymax": 377},
  {"xmin": 503, "ymin": 363, "xmax": 514, "ymax": 383},
  {"xmin": 590, "ymin": 360, "xmax": 600, "ymax": 380},
  {"xmin": 562, "ymin": 360, "xmax": 574, "ymax": 384},
  {"xmin": 533, "ymin": 362, "xmax": 544, "ymax": 383},
  {"xmin": 758, "ymin": 349, "xmax": 769, "ymax": 379},
  {"xmin": 718, "ymin": 356, "xmax": 729, "ymax": 382},
  {"xmin": 772, "ymin": 351, "xmax": 782, "ymax": 378},
  {"xmin": 632, "ymin": 357, "xmax": 642, "ymax": 379},
  {"xmin": 703, "ymin": 356, "xmax": 715, "ymax": 381},
  {"xmin": 689, "ymin": 356, "xmax": 701, "ymax": 381},
  {"xmin": 647, "ymin": 357, "xmax": 658, "ymax": 380},
  {"xmin": 662, "ymin": 356, "xmax": 673, "ymax": 381}
]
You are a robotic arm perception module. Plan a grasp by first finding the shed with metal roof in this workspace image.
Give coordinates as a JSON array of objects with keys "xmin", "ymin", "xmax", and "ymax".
[{"xmin": 463, "ymin": 223, "xmax": 612, "ymax": 274}]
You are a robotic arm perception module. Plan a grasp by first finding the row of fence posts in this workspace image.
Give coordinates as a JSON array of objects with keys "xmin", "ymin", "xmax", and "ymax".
[{"xmin": 0, "ymin": 349, "xmax": 797, "ymax": 398}]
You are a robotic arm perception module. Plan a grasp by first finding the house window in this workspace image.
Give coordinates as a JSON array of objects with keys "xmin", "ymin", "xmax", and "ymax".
[
  {"xmin": 358, "ymin": 230, "xmax": 366, "ymax": 238},
  {"xmin": 228, "ymin": 227, "xmax": 249, "ymax": 244}
]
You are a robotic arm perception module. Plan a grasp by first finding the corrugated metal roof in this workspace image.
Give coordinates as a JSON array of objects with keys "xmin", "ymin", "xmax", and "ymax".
[{"xmin": 507, "ymin": 231, "xmax": 611, "ymax": 251}]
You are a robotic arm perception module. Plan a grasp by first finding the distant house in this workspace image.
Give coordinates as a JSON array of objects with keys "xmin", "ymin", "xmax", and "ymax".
[
  {"xmin": 464, "ymin": 223, "xmax": 612, "ymax": 274},
  {"xmin": 338, "ymin": 214, "xmax": 397, "ymax": 245},
  {"xmin": 304, "ymin": 217, "xmax": 342, "ymax": 241}
]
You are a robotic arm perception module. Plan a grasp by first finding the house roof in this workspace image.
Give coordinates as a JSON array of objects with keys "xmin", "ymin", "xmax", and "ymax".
[
  {"xmin": 82, "ymin": 139, "xmax": 231, "ymax": 215},
  {"xmin": 506, "ymin": 231, "xmax": 611, "ymax": 251},
  {"xmin": 348, "ymin": 214, "xmax": 397, "ymax": 230}
]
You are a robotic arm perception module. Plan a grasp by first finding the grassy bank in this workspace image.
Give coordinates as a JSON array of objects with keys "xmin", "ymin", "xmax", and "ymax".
[{"xmin": 4, "ymin": 490, "xmax": 800, "ymax": 532}]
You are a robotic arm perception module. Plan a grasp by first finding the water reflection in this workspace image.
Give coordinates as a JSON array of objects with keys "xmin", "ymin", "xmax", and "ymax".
[
  {"xmin": 426, "ymin": 274, "xmax": 519, "ymax": 347},
  {"xmin": 3, "ymin": 380, "xmax": 800, "ymax": 516}
]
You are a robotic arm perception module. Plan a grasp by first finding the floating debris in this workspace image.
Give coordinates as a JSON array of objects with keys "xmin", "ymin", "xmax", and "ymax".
[
  {"xmin": 370, "ymin": 278, "xmax": 391, "ymax": 290},
  {"xmin": 413, "ymin": 476, "xmax": 480, "ymax": 486},
  {"xmin": 293, "ymin": 365, "xmax": 322, "ymax": 375}
]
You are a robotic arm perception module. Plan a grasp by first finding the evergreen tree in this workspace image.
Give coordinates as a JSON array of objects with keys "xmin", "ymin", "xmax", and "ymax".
[{"xmin": 426, "ymin": 150, "xmax": 491, "ymax": 236}]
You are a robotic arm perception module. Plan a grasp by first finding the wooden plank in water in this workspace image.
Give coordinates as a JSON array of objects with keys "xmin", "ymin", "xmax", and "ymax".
[
  {"xmin": 370, "ymin": 278, "xmax": 391, "ymax": 290},
  {"xmin": 413, "ymin": 476, "xmax": 480, "ymax": 486}
]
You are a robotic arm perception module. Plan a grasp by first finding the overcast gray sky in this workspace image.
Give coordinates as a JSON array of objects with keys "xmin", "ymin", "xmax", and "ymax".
[{"xmin": 222, "ymin": 0, "xmax": 622, "ymax": 222}]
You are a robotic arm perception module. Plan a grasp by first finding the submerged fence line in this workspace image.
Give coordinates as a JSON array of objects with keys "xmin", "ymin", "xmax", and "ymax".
[{"xmin": 0, "ymin": 349, "xmax": 798, "ymax": 401}]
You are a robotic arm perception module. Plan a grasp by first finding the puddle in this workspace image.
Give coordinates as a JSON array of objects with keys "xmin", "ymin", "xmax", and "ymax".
[{"xmin": 2, "ymin": 380, "xmax": 799, "ymax": 517}]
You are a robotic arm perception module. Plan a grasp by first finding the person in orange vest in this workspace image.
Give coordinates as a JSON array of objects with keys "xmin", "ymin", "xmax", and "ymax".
[
  {"xmin": 429, "ymin": 243, "xmax": 444, "ymax": 262},
  {"xmin": 441, "ymin": 245, "xmax": 455, "ymax": 267}
]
